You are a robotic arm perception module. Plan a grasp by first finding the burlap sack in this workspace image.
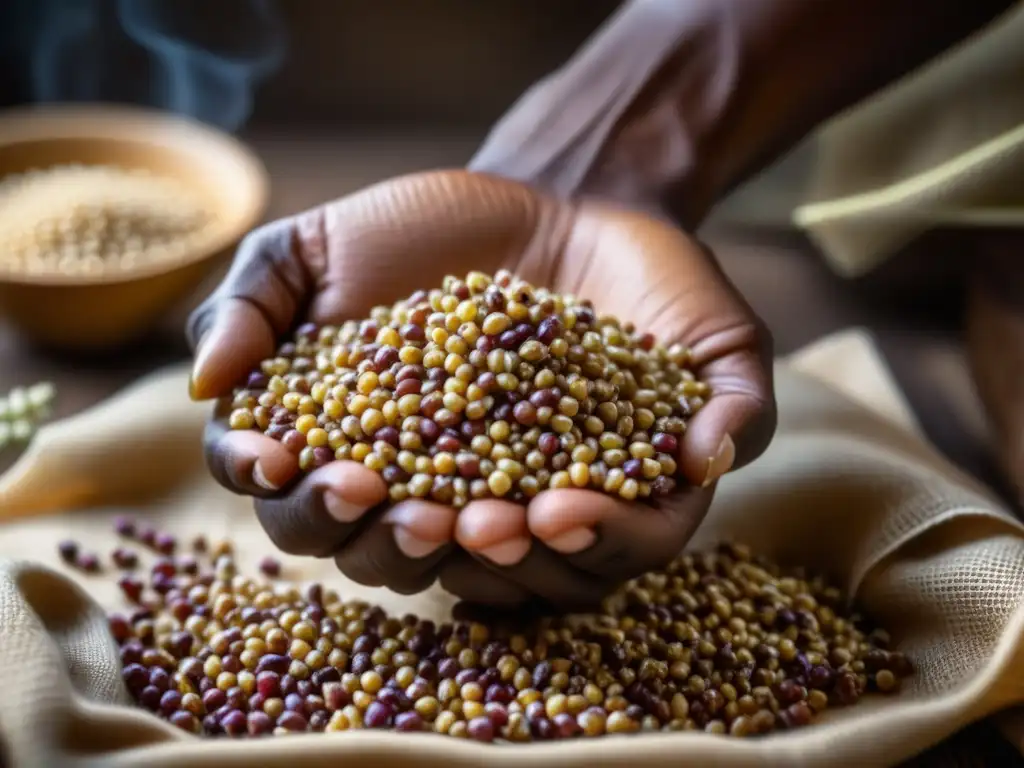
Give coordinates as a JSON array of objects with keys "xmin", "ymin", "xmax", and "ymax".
[{"xmin": 2, "ymin": 329, "xmax": 1024, "ymax": 768}]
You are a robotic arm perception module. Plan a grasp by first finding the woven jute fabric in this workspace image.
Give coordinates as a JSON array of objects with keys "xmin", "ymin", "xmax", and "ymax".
[{"xmin": 1, "ymin": 329, "xmax": 1024, "ymax": 768}]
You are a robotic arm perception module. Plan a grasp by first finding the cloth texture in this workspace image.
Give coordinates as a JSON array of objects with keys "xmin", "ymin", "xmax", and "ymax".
[
  {"xmin": 2, "ymin": 329, "xmax": 1024, "ymax": 767},
  {"xmin": 758, "ymin": 5, "xmax": 1024, "ymax": 276}
]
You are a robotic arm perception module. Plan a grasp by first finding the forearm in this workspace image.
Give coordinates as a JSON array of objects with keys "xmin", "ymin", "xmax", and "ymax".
[{"xmin": 469, "ymin": 0, "xmax": 1014, "ymax": 226}]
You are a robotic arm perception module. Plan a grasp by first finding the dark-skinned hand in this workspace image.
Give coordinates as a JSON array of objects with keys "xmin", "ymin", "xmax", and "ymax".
[{"xmin": 187, "ymin": 170, "xmax": 775, "ymax": 609}]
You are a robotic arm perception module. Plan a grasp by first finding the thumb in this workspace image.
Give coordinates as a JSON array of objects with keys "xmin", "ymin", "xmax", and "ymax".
[
  {"xmin": 186, "ymin": 215, "xmax": 320, "ymax": 400},
  {"xmin": 676, "ymin": 323, "xmax": 776, "ymax": 488}
]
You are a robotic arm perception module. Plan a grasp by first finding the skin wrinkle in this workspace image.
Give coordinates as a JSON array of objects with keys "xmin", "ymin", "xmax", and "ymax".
[
  {"xmin": 689, "ymin": 323, "xmax": 767, "ymax": 371},
  {"xmin": 637, "ymin": 284, "xmax": 688, "ymax": 339},
  {"xmin": 201, "ymin": 401, "xmax": 272, "ymax": 497},
  {"xmin": 256, "ymin": 494, "xmax": 351, "ymax": 558},
  {"xmin": 230, "ymin": 284, "xmax": 294, "ymax": 341},
  {"xmin": 254, "ymin": 494, "xmax": 330, "ymax": 557},
  {"xmin": 355, "ymin": 530, "xmax": 410, "ymax": 589},
  {"xmin": 441, "ymin": 555, "xmax": 532, "ymax": 606},
  {"xmin": 563, "ymin": 210, "xmax": 741, "ymax": 347},
  {"xmin": 509, "ymin": 189, "xmax": 573, "ymax": 292},
  {"xmin": 567, "ymin": 236, "xmax": 595, "ymax": 301},
  {"xmin": 296, "ymin": 207, "xmax": 330, "ymax": 289},
  {"xmin": 240, "ymin": 225, "xmax": 311, "ymax": 326},
  {"xmin": 547, "ymin": 204, "xmax": 597, "ymax": 300},
  {"xmin": 188, "ymin": 220, "xmax": 315, "ymax": 381},
  {"xmin": 299, "ymin": 492, "xmax": 365, "ymax": 556},
  {"xmin": 251, "ymin": 462, "xmax": 391, "ymax": 553}
]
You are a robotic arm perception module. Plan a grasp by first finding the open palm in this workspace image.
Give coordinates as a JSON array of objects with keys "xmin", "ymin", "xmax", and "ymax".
[{"xmin": 187, "ymin": 170, "xmax": 775, "ymax": 608}]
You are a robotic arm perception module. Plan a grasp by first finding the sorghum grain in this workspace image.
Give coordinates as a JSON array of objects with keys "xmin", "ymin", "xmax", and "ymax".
[
  {"xmin": 259, "ymin": 557, "xmax": 282, "ymax": 578},
  {"xmin": 76, "ymin": 552, "xmax": 101, "ymax": 573},
  {"xmin": 94, "ymin": 518, "xmax": 911, "ymax": 742},
  {"xmin": 154, "ymin": 533, "xmax": 177, "ymax": 556},
  {"xmin": 229, "ymin": 271, "xmax": 708, "ymax": 507},
  {"xmin": 57, "ymin": 539, "xmax": 78, "ymax": 564},
  {"xmin": 111, "ymin": 547, "xmax": 139, "ymax": 569}
]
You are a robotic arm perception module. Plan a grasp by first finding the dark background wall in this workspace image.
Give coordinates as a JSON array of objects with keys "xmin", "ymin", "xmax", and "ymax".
[
  {"xmin": 252, "ymin": 0, "xmax": 618, "ymax": 129},
  {"xmin": 0, "ymin": 0, "xmax": 620, "ymax": 131}
]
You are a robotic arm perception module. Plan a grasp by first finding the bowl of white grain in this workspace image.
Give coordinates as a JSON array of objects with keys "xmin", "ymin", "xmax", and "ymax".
[{"xmin": 0, "ymin": 104, "xmax": 269, "ymax": 350}]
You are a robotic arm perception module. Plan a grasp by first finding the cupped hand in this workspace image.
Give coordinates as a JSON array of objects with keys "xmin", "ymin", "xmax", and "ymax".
[{"xmin": 187, "ymin": 170, "xmax": 775, "ymax": 608}]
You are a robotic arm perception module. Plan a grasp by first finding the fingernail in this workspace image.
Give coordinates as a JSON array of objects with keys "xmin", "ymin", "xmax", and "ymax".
[
  {"xmin": 393, "ymin": 526, "xmax": 443, "ymax": 558},
  {"xmin": 253, "ymin": 461, "xmax": 279, "ymax": 491},
  {"xmin": 478, "ymin": 537, "xmax": 531, "ymax": 566},
  {"xmin": 323, "ymin": 490, "xmax": 365, "ymax": 523},
  {"xmin": 702, "ymin": 434, "xmax": 736, "ymax": 488},
  {"xmin": 545, "ymin": 527, "xmax": 597, "ymax": 554},
  {"xmin": 189, "ymin": 331, "xmax": 215, "ymax": 401}
]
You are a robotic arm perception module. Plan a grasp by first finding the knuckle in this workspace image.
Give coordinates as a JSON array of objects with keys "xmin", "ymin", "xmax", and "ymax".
[
  {"xmin": 333, "ymin": 550, "xmax": 388, "ymax": 589},
  {"xmin": 254, "ymin": 499, "xmax": 335, "ymax": 558},
  {"xmin": 252, "ymin": 506, "xmax": 295, "ymax": 554},
  {"xmin": 388, "ymin": 571, "xmax": 440, "ymax": 596},
  {"xmin": 239, "ymin": 219, "xmax": 298, "ymax": 273},
  {"xmin": 201, "ymin": 421, "xmax": 240, "ymax": 493},
  {"xmin": 440, "ymin": 569, "xmax": 528, "ymax": 607},
  {"xmin": 237, "ymin": 219, "xmax": 290, "ymax": 257}
]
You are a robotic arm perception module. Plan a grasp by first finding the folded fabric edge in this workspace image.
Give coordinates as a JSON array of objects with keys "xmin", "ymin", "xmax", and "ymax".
[
  {"xmin": 790, "ymin": 123, "xmax": 1024, "ymax": 276},
  {"xmin": 791, "ymin": 122, "xmax": 1024, "ymax": 227},
  {"xmin": 848, "ymin": 504, "xmax": 1024, "ymax": 602}
]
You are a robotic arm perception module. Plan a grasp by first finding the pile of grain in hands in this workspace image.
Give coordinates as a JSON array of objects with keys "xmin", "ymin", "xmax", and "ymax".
[{"xmin": 228, "ymin": 270, "xmax": 709, "ymax": 507}]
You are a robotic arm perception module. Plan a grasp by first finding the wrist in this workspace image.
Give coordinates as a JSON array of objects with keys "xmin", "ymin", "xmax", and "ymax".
[{"xmin": 468, "ymin": 0, "xmax": 717, "ymax": 226}]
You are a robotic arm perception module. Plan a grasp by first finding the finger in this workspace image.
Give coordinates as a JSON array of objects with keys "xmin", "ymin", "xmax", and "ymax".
[
  {"xmin": 668, "ymin": 244, "xmax": 775, "ymax": 486},
  {"xmin": 204, "ymin": 402, "xmax": 300, "ymax": 496},
  {"xmin": 437, "ymin": 553, "xmax": 534, "ymax": 607},
  {"xmin": 473, "ymin": 546, "xmax": 611, "ymax": 610},
  {"xmin": 189, "ymin": 299, "xmax": 281, "ymax": 401},
  {"xmin": 566, "ymin": 209, "xmax": 777, "ymax": 487},
  {"xmin": 252, "ymin": 460, "xmax": 388, "ymax": 557},
  {"xmin": 663, "ymin": 288, "xmax": 775, "ymax": 486},
  {"xmin": 456, "ymin": 499, "xmax": 621, "ymax": 607},
  {"xmin": 333, "ymin": 501, "xmax": 457, "ymax": 594},
  {"xmin": 681, "ymin": 316, "xmax": 775, "ymax": 485},
  {"xmin": 187, "ymin": 217, "xmax": 316, "ymax": 400},
  {"xmin": 454, "ymin": 500, "xmax": 531, "ymax": 566},
  {"xmin": 528, "ymin": 487, "xmax": 713, "ymax": 582}
]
